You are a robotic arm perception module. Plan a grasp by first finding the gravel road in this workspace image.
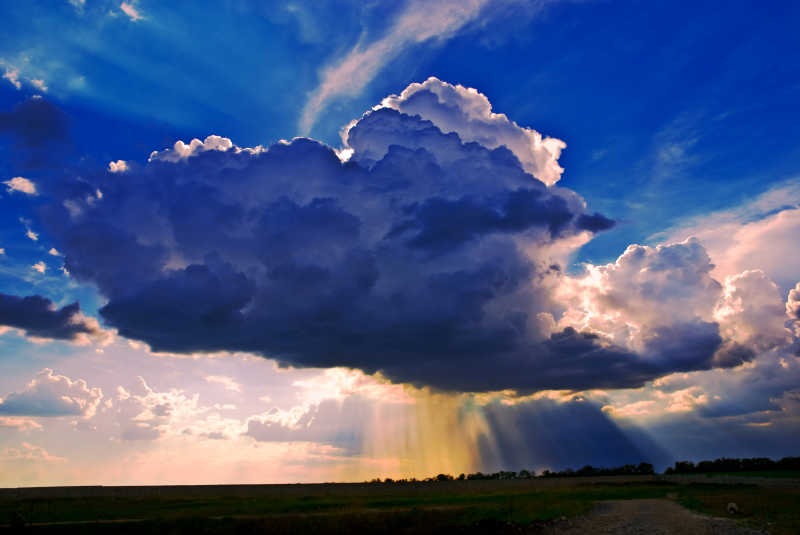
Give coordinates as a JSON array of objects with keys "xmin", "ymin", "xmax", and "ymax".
[{"xmin": 541, "ymin": 499, "xmax": 767, "ymax": 535}]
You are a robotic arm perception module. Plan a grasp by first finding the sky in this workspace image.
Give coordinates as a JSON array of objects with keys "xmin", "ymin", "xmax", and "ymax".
[{"xmin": 0, "ymin": 0, "xmax": 799, "ymax": 486}]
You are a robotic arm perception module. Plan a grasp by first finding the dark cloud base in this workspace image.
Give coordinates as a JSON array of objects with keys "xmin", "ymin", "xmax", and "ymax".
[{"xmin": 0, "ymin": 293, "xmax": 100, "ymax": 342}]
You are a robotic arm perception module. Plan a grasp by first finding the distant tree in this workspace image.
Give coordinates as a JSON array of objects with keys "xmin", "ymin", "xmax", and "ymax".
[
  {"xmin": 576, "ymin": 465, "xmax": 596, "ymax": 476},
  {"xmin": 636, "ymin": 462, "xmax": 654, "ymax": 475}
]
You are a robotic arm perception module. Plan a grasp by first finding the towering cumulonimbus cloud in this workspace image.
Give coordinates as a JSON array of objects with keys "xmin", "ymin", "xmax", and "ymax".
[{"xmin": 28, "ymin": 81, "xmax": 795, "ymax": 393}]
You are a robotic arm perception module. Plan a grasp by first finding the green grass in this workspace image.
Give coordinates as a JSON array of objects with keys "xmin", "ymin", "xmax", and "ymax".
[
  {"xmin": 676, "ymin": 483, "xmax": 800, "ymax": 535},
  {"xmin": 691, "ymin": 470, "xmax": 800, "ymax": 479},
  {"xmin": 0, "ymin": 482, "xmax": 678, "ymax": 525},
  {"xmin": 2, "ymin": 480, "xmax": 798, "ymax": 534}
]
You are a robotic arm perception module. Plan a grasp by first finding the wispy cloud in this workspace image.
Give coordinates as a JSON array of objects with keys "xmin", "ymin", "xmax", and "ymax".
[
  {"xmin": 2, "ymin": 67, "xmax": 21, "ymax": 90},
  {"xmin": 300, "ymin": 0, "xmax": 490, "ymax": 134},
  {"xmin": 1, "ymin": 61, "xmax": 49, "ymax": 93},
  {"xmin": 120, "ymin": 2, "xmax": 144, "ymax": 22},
  {"xmin": 205, "ymin": 375, "xmax": 242, "ymax": 393},
  {"xmin": 3, "ymin": 177, "xmax": 37, "ymax": 195}
]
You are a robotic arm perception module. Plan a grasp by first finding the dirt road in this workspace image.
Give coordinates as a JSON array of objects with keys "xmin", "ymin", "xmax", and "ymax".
[{"xmin": 542, "ymin": 499, "xmax": 766, "ymax": 535}]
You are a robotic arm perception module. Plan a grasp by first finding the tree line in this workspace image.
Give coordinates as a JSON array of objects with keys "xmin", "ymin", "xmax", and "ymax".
[
  {"xmin": 664, "ymin": 456, "xmax": 800, "ymax": 474},
  {"xmin": 366, "ymin": 456, "xmax": 800, "ymax": 483},
  {"xmin": 368, "ymin": 462, "xmax": 655, "ymax": 484}
]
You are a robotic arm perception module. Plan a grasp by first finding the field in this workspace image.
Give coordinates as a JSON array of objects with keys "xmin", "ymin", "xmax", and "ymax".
[{"xmin": 1, "ymin": 476, "xmax": 798, "ymax": 534}]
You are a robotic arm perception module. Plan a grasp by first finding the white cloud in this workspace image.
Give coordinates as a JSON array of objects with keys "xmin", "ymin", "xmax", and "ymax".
[
  {"xmin": 112, "ymin": 377, "xmax": 246, "ymax": 442},
  {"xmin": 26, "ymin": 228, "xmax": 39, "ymax": 241},
  {"xmin": 292, "ymin": 368, "xmax": 412, "ymax": 407},
  {"xmin": 0, "ymin": 369, "xmax": 103, "ymax": 419},
  {"xmin": 1, "ymin": 442, "xmax": 65, "ymax": 463},
  {"xmin": 0, "ymin": 248, "xmax": 5, "ymax": 255},
  {"xmin": 2, "ymin": 67, "xmax": 21, "ymax": 90},
  {"xmin": 0, "ymin": 416, "xmax": 42, "ymax": 431},
  {"xmin": 30, "ymin": 79, "xmax": 47, "ymax": 92},
  {"xmin": 787, "ymin": 282, "xmax": 800, "ymax": 339},
  {"xmin": 0, "ymin": 61, "xmax": 49, "ymax": 92},
  {"xmin": 108, "ymin": 159, "xmax": 129, "ymax": 173},
  {"xmin": 3, "ymin": 176, "xmax": 37, "ymax": 195},
  {"xmin": 659, "ymin": 180, "xmax": 800, "ymax": 292},
  {"xmin": 788, "ymin": 282, "xmax": 800, "ymax": 321},
  {"xmin": 300, "ymin": 0, "xmax": 492, "ymax": 133},
  {"xmin": 147, "ymin": 135, "xmax": 262, "ymax": 163},
  {"xmin": 374, "ymin": 77, "xmax": 566, "ymax": 185},
  {"xmin": 31, "ymin": 261, "xmax": 46, "ymax": 274},
  {"xmin": 557, "ymin": 238, "xmax": 722, "ymax": 350},
  {"xmin": 205, "ymin": 375, "xmax": 242, "ymax": 393},
  {"xmin": 714, "ymin": 270, "xmax": 789, "ymax": 353},
  {"xmin": 48, "ymin": 248, "xmax": 61, "ymax": 256},
  {"xmin": 120, "ymin": 2, "xmax": 144, "ymax": 21}
]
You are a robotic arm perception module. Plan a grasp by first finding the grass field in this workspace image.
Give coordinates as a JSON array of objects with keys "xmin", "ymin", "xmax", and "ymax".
[{"xmin": 1, "ymin": 478, "xmax": 798, "ymax": 534}]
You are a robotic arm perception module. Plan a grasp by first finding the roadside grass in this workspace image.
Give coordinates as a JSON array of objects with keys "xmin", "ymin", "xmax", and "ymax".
[{"xmin": 677, "ymin": 483, "xmax": 800, "ymax": 535}]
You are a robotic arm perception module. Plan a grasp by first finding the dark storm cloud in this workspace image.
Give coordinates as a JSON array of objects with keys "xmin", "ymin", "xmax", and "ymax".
[
  {"xmin": 0, "ymin": 293, "xmax": 104, "ymax": 342},
  {"xmin": 37, "ymin": 105, "xmax": 741, "ymax": 393}
]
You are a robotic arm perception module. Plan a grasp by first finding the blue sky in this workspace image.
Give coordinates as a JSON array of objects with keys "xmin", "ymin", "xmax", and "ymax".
[{"xmin": 1, "ymin": 0, "xmax": 799, "ymax": 485}]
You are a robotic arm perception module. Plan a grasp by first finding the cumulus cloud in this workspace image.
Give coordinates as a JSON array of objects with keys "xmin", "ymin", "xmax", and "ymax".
[
  {"xmin": 108, "ymin": 160, "xmax": 128, "ymax": 173},
  {"xmin": 3, "ymin": 176, "xmax": 37, "ymax": 195},
  {"xmin": 31, "ymin": 261, "xmax": 46, "ymax": 274},
  {"xmin": 0, "ymin": 293, "xmax": 110, "ymax": 344},
  {"xmin": 788, "ymin": 283, "xmax": 800, "ymax": 321},
  {"xmin": 374, "ymin": 77, "xmax": 566, "ymax": 185},
  {"xmin": 0, "ymin": 369, "xmax": 103, "ymax": 418},
  {"xmin": 112, "ymin": 377, "xmax": 244, "ymax": 442},
  {"xmin": 787, "ymin": 282, "xmax": 800, "ymax": 342},
  {"xmin": 32, "ymin": 80, "xmax": 796, "ymax": 395},
  {"xmin": 559, "ymin": 239, "xmax": 722, "ymax": 348},
  {"xmin": 147, "ymin": 134, "xmax": 251, "ymax": 163},
  {"xmin": 38, "ymin": 88, "xmax": 625, "ymax": 393},
  {"xmin": 554, "ymin": 237, "xmax": 798, "ymax": 377},
  {"xmin": 714, "ymin": 270, "xmax": 789, "ymax": 353}
]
